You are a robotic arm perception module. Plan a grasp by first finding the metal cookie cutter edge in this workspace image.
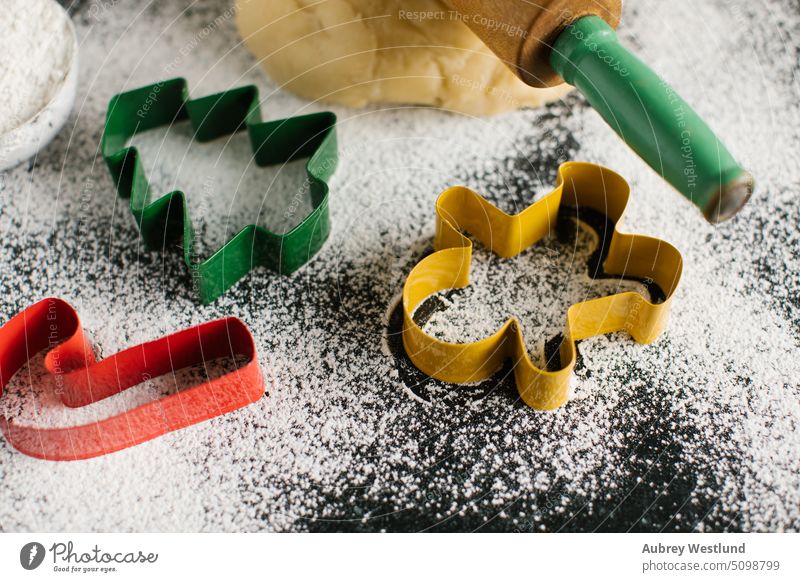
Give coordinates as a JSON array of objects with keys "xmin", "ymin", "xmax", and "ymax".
[
  {"xmin": 401, "ymin": 162, "xmax": 683, "ymax": 410},
  {"xmin": 0, "ymin": 297, "xmax": 264, "ymax": 461},
  {"xmin": 101, "ymin": 78, "xmax": 338, "ymax": 304}
]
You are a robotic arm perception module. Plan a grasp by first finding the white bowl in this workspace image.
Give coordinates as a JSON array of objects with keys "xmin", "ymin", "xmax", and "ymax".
[{"xmin": 0, "ymin": 2, "xmax": 79, "ymax": 171}]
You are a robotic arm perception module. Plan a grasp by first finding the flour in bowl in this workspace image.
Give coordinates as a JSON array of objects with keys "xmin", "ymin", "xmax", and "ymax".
[{"xmin": 0, "ymin": 0, "xmax": 75, "ymax": 135}]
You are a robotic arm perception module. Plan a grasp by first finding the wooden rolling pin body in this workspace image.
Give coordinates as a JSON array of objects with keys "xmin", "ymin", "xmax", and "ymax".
[{"xmin": 443, "ymin": 0, "xmax": 621, "ymax": 87}]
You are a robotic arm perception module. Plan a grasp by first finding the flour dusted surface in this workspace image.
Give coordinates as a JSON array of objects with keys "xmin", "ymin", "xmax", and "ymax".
[{"xmin": 0, "ymin": 0, "xmax": 798, "ymax": 532}]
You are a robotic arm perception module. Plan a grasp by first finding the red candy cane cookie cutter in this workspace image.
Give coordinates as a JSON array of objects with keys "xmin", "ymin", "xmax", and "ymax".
[{"xmin": 0, "ymin": 298, "xmax": 264, "ymax": 461}]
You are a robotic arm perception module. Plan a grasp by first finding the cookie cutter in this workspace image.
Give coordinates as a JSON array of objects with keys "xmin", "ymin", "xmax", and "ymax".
[
  {"xmin": 102, "ymin": 78, "xmax": 338, "ymax": 304},
  {"xmin": 0, "ymin": 298, "xmax": 263, "ymax": 461},
  {"xmin": 401, "ymin": 162, "xmax": 683, "ymax": 410}
]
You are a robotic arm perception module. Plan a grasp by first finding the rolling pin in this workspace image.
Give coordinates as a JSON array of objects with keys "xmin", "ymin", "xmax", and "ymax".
[{"xmin": 443, "ymin": 0, "xmax": 753, "ymax": 223}]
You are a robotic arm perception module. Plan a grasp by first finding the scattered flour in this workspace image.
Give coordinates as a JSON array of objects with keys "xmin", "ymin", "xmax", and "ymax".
[{"xmin": 0, "ymin": 0, "xmax": 797, "ymax": 533}]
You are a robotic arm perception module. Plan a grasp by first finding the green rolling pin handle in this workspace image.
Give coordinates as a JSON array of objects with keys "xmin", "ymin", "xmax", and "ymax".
[{"xmin": 550, "ymin": 16, "xmax": 754, "ymax": 223}]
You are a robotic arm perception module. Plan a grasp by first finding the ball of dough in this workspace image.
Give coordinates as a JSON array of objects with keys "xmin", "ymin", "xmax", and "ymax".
[{"xmin": 235, "ymin": 0, "xmax": 571, "ymax": 115}]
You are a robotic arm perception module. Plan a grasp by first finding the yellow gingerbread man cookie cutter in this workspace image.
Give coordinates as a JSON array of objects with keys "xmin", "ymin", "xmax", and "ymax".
[{"xmin": 401, "ymin": 162, "xmax": 683, "ymax": 410}]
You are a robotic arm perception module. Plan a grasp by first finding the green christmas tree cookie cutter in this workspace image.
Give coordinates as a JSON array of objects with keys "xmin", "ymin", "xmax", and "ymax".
[{"xmin": 101, "ymin": 78, "xmax": 337, "ymax": 304}]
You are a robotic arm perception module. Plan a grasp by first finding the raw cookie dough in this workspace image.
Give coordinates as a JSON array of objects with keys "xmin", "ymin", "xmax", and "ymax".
[{"xmin": 236, "ymin": 0, "xmax": 572, "ymax": 115}]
